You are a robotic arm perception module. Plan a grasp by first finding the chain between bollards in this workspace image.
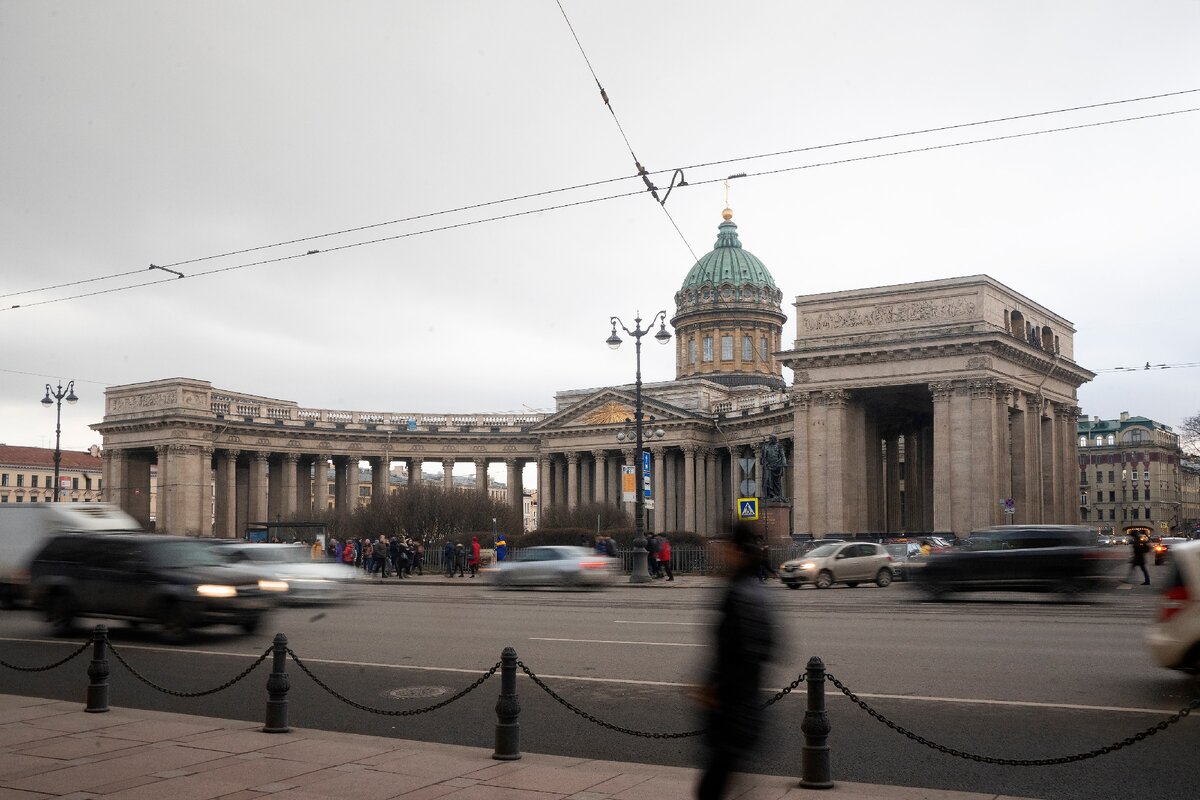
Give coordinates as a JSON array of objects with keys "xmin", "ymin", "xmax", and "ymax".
[
  {"xmin": 85, "ymin": 625, "xmax": 109, "ymax": 713},
  {"xmin": 493, "ymin": 646, "xmax": 521, "ymax": 760},
  {"xmin": 800, "ymin": 656, "xmax": 833, "ymax": 789},
  {"xmin": 263, "ymin": 633, "xmax": 289, "ymax": 733}
]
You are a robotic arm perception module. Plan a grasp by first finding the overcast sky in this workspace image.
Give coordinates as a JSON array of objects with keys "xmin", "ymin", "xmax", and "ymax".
[{"xmin": 2, "ymin": 1, "xmax": 1197, "ymax": 479}]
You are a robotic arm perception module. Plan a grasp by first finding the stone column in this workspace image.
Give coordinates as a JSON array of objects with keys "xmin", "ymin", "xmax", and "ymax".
[
  {"xmin": 346, "ymin": 457, "xmax": 360, "ymax": 510},
  {"xmin": 250, "ymin": 451, "xmax": 269, "ymax": 523},
  {"xmin": 372, "ymin": 456, "xmax": 389, "ymax": 503},
  {"xmin": 333, "ymin": 457, "xmax": 347, "ymax": 510},
  {"xmin": 313, "ymin": 457, "xmax": 330, "ymax": 512},
  {"xmin": 592, "ymin": 450, "xmax": 608, "ymax": 505},
  {"xmin": 863, "ymin": 418, "xmax": 884, "ymax": 532},
  {"xmin": 538, "ymin": 456, "xmax": 553, "ymax": 519},
  {"xmin": 1060, "ymin": 405, "xmax": 1081, "ymax": 523},
  {"xmin": 442, "ymin": 458, "xmax": 455, "ymax": 492},
  {"xmin": 886, "ymin": 437, "xmax": 902, "ymax": 533},
  {"xmin": 728, "ymin": 446, "xmax": 741, "ymax": 533},
  {"xmin": 103, "ymin": 448, "xmax": 123, "ymax": 509},
  {"xmin": 566, "ymin": 452, "xmax": 579, "ymax": 511},
  {"xmin": 706, "ymin": 449, "xmax": 719, "ymax": 538},
  {"xmin": 683, "ymin": 445, "xmax": 697, "ymax": 533},
  {"xmin": 791, "ymin": 391, "xmax": 811, "ymax": 534},
  {"xmin": 844, "ymin": 403, "xmax": 868, "ymax": 533},
  {"xmin": 807, "ymin": 394, "xmax": 829, "ymax": 536},
  {"xmin": 930, "ymin": 382, "xmax": 954, "ymax": 534},
  {"xmin": 282, "ymin": 454, "xmax": 299, "ymax": 518},
  {"xmin": 651, "ymin": 447, "xmax": 666, "ymax": 534},
  {"xmin": 267, "ymin": 456, "xmax": 284, "ymax": 521},
  {"xmin": 825, "ymin": 389, "xmax": 850, "ymax": 534},
  {"xmin": 199, "ymin": 447, "xmax": 214, "ymax": 537},
  {"xmin": 664, "ymin": 449, "xmax": 678, "ymax": 531},
  {"xmin": 167, "ymin": 444, "xmax": 204, "ymax": 537},
  {"xmin": 155, "ymin": 445, "xmax": 170, "ymax": 533},
  {"xmin": 994, "ymin": 385, "xmax": 1014, "ymax": 524},
  {"xmin": 217, "ymin": 450, "xmax": 238, "ymax": 538},
  {"xmin": 506, "ymin": 458, "xmax": 523, "ymax": 522},
  {"xmin": 408, "ymin": 457, "xmax": 423, "ymax": 487},
  {"xmin": 693, "ymin": 449, "xmax": 708, "ymax": 536},
  {"xmin": 970, "ymin": 380, "xmax": 1000, "ymax": 530}
]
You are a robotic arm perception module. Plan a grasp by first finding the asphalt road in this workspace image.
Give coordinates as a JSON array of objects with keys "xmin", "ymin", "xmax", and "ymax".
[{"xmin": 1, "ymin": 575, "xmax": 1196, "ymax": 800}]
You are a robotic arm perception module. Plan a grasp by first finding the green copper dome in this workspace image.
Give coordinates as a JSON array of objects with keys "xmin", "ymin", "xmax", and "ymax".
[{"xmin": 680, "ymin": 213, "xmax": 777, "ymax": 291}]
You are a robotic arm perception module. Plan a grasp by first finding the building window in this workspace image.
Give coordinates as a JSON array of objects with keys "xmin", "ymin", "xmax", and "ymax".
[
  {"xmin": 1106, "ymin": 434, "xmax": 1114, "ymax": 445},
  {"xmin": 72, "ymin": 478, "xmax": 79, "ymax": 490},
  {"xmin": 1144, "ymin": 470, "xmax": 1150, "ymax": 481},
  {"xmin": 759, "ymin": 336, "xmax": 768, "ymax": 360},
  {"xmin": 1145, "ymin": 488, "xmax": 1151, "ymax": 500},
  {"xmin": 742, "ymin": 335, "xmax": 753, "ymax": 362},
  {"xmin": 1108, "ymin": 470, "xmax": 1114, "ymax": 483},
  {"xmin": 1132, "ymin": 508, "xmax": 1139, "ymax": 520},
  {"xmin": 0, "ymin": 474, "xmax": 6, "ymax": 486},
  {"xmin": 703, "ymin": 337, "xmax": 713, "ymax": 362},
  {"xmin": 1094, "ymin": 436, "xmax": 1103, "ymax": 447},
  {"xmin": 688, "ymin": 339, "xmax": 697, "ymax": 364},
  {"xmin": 1146, "ymin": 507, "xmax": 1152, "ymax": 520},
  {"xmin": 1110, "ymin": 491, "xmax": 1115, "ymax": 502},
  {"xmin": 721, "ymin": 335, "xmax": 734, "ymax": 361},
  {"xmin": 31, "ymin": 475, "xmax": 38, "ymax": 488},
  {"xmin": 1079, "ymin": 436, "xmax": 1087, "ymax": 447},
  {"xmin": 16, "ymin": 475, "xmax": 23, "ymax": 487},
  {"xmin": 1109, "ymin": 509, "xmax": 1115, "ymax": 520}
]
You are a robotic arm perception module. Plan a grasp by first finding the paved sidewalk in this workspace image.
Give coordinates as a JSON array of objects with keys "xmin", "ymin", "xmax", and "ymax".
[{"xmin": 0, "ymin": 694, "xmax": 1039, "ymax": 800}]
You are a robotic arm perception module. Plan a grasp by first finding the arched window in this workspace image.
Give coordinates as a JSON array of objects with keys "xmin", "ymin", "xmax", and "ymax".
[
  {"xmin": 1095, "ymin": 435, "xmax": 1103, "ymax": 447},
  {"xmin": 1079, "ymin": 435, "xmax": 1087, "ymax": 447},
  {"xmin": 1106, "ymin": 434, "xmax": 1114, "ymax": 445}
]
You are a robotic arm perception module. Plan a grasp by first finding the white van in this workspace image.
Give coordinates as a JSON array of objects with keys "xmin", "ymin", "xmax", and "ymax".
[{"xmin": 0, "ymin": 503, "xmax": 141, "ymax": 607}]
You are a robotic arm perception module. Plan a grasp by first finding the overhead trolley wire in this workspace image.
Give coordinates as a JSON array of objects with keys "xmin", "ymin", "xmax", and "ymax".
[
  {"xmin": 554, "ymin": 0, "xmax": 699, "ymax": 262},
  {"xmin": 3, "ymin": 102, "xmax": 1197, "ymax": 313}
]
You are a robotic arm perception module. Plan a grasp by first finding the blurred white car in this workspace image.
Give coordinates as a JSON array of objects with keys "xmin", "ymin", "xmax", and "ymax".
[
  {"xmin": 1146, "ymin": 540, "xmax": 1200, "ymax": 671},
  {"xmin": 214, "ymin": 543, "xmax": 355, "ymax": 605},
  {"xmin": 486, "ymin": 546, "xmax": 616, "ymax": 589}
]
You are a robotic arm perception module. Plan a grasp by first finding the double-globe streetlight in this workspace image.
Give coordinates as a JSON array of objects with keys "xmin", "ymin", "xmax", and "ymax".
[
  {"xmin": 606, "ymin": 310, "xmax": 671, "ymax": 582},
  {"xmin": 41, "ymin": 380, "xmax": 78, "ymax": 503}
]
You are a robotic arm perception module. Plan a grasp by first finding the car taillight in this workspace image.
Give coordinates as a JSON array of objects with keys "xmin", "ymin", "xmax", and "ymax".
[
  {"xmin": 1157, "ymin": 585, "xmax": 1189, "ymax": 623},
  {"xmin": 580, "ymin": 560, "xmax": 609, "ymax": 570}
]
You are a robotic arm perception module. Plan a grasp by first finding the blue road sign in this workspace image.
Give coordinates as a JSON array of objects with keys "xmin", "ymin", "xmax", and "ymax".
[{"xmin": 737, "ymin": 497, "xmax": 759, "ymax": 520}]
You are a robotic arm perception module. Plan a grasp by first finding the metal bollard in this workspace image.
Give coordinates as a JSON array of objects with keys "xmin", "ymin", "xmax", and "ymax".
[
  {"xmin": 85, "ymin": 625, "xmax": 109, "ymax": 713},
  {"xmin": 799, "ymin": 656, "xmax": 833, "ymax": 789},
  {"xmin": 263, "ymin": 633, "xmax": 290, "ymax": 733},
  {"xmin": 492, "ymin": 646, "xmax": 521, "ymax": 760}
]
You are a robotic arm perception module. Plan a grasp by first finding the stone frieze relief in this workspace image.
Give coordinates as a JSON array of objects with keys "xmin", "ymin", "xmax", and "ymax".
[{"xmin": 802, "ymin": 297, "xmax": 977, "ymax": 332}]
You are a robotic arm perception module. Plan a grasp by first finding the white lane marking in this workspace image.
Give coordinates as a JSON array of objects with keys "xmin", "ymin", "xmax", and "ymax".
[
  {"xmin": 614, "ymin": 620, "xmax": 710, "ymax": 626},
  {"xmin": 529, "ymin": 637, "xmax": 703, "ymax": 647},
  {"xmin": 0, "ymin": 636, "xmax": 1178, "ymax": 715}
]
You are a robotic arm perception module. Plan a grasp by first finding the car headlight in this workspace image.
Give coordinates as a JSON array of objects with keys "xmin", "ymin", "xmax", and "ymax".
[
  {"xmin": 196, "ymin": 584, "xmax": 238, "ymax": 598},
  {"xmin": 257, "ymin": 579, "xmax": 290, "ymax": 593},
  {"xmin": 800, "ymin": 562, "xmax": 816, "ymax": 570}
]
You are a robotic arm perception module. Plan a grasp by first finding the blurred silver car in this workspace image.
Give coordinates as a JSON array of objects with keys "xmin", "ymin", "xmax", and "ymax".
[
  {"xmin": 779, "ymin": 541, "xmax": 893, "ymax": 589},
  {"xmin": 1146, "ymin": 540, "xmax": 1200, "ymax": 671},
  {"xmin": 487, "ymin": 546, "xmax": 616, "ymax": 589},
  {"xmin": 214, "ymin": 543, "xmax": 354, "ymax": 605}
]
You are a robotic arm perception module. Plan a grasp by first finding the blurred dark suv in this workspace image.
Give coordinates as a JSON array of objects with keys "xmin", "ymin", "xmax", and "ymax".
[
  {"xmin": 913, "ymin": 525, "xmax": 1117, "ymax": 599},
  {"xmin": 30, "ymin": 533, "xmax": 282, "ymax": 643}
]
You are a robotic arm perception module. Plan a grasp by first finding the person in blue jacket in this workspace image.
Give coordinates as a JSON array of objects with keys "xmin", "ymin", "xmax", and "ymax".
[{"xmin": 495, "ymin": 535, "xmax": 507, "ymax": 562}]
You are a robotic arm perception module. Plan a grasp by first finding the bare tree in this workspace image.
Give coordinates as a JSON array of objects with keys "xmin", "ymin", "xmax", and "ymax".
[{"xmin": 1181, "ymin": 412, "xmax": 1200, "ymax": 456}]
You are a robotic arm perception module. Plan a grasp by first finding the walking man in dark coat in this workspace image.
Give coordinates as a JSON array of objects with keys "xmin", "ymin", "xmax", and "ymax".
[
  {"xmin": 1126, "ymin": 533, "xmax": 1151, "ymax": 585},
  {"xmin": 693, "ymin": 523, "xmax": 777, "ymax": 799}
]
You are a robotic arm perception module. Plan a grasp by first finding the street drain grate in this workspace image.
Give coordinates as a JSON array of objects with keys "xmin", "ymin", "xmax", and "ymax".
[{"xmin": 386, "ymin": 686, "xmax": 449, "ymax": 700}]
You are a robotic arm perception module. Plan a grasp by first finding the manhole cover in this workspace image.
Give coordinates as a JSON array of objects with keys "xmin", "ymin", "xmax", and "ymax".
[{"xmin": 386, "ymin": 686, "xmax": 449, "ymax": 700}]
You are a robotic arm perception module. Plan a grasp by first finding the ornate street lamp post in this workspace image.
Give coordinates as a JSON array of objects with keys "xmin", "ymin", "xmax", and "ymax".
[
  {"xmin": 607, "ymin": 311, "xmax": 671, "ymax": 582},
  {"xmin": 41, "ymin": 380, "xmax": 78, "ymax": 503}
]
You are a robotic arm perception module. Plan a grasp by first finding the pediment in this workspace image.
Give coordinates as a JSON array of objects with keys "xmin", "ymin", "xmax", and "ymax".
[{"xmin": 531, "ymin": 389, "xmax": 696, "ymax": 432}]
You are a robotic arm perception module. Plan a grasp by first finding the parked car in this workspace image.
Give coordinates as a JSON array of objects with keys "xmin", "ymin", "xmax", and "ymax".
[
  {"xmin": 486, "ymin": 546, "xmax": 616, "ymax": 589},
  {"xmin": 1145, "ymin": 540, "xmax": 1200, "ymax": 671},
  {"xmin": 884, "ymin": 542, "xmax": 926, "ymax": 581},
  {"xmin": 779, "ymin": 541, "xmax": 893, "ymax": 589},
  {"xmin": 1153, "ymin": 537, "xmax": 1190, "ymax": 566},
  {"xmin": 29, "ymin": 533, "xmax": 283, "ymax": 643},
  {"xmin": 912, "ymin": 525, "xmax": 1118, "ymax": 599},
  {"xmin": 212, "ymin": 542, "xmax": 355, "ymax": 605}
]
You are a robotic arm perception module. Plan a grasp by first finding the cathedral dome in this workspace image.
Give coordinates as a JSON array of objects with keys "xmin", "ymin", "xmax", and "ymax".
[{"xmin": 679, "ymin": 210, "xmax": 778, "ymax": 293}]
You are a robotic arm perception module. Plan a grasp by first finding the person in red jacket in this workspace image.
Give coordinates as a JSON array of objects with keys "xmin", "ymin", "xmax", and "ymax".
[
  {"xmin": 341, "ymin": 541, "xmax": 354, "ymax": 565},
  {"xmin": 658, "ymin": 534, "xmax": 674, "ymax": 581},
  {"xmin": 468, "ymin": 535, "xmax": 481, "ymax": 578}
]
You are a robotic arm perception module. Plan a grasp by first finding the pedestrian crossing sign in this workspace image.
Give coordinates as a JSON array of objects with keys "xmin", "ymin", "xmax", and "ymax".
[{"xmin": 737, "ymin": 497, "xmax": 759, "ymax": 520}]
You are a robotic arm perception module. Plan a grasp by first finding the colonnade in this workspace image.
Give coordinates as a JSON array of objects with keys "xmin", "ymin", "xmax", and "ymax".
[{"xmin": 101, "ymin": 447, "xmax": 527, "ymax": 538}]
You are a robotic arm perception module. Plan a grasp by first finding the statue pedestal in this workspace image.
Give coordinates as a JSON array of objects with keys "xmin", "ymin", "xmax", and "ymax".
[{"xmin": 764, "ymin": 501, "xmax": 793, "ymax": 546}]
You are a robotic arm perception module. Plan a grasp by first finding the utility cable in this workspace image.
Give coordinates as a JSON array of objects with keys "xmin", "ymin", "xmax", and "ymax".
[
  {"xmin": 554, "ymin": 0, "xmax": 699, "ymax": 262},
  {"xmin": 3, "ymin": 88, "xmax": 1194, "ymax": 301},
  {"xmin": 3, "ymin": 105, "xmax": 1196, "ymax": 313}
]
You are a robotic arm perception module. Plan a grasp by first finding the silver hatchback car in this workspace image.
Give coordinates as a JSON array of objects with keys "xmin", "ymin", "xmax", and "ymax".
[{"xmin": 780, "ymin": 541, "xmax": 894, "ymax": 589}]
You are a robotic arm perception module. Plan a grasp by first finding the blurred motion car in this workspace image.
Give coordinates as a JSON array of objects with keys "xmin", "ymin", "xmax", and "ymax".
[
  {"xmin": 884, "ymin": 542, "xmax": 926, "ymax": 581},
  {"xmin": 1146, "ymin": 540, "xmax": 1200, "ymax": 671},
  {"xmin": 1153, "ymin": 537, "xmax": 1189, "ymax": 566},
  {"xmin": 29, "ymin": 533, "xmax": 282, "ymax": 643},
  {"xmin": 486, "ymin": 546, "xmax": 615, "ymax": 588},
  {"xmin": 213, "ymin": 542, "xmax": 354, "ymax": 605},
  {"xmin": 913, "ymin": 525, "xmax": 1117, "ymax": 599},
  {"xmin": 779, "ymin": 541, "xmax": 893, "ymax": 589}
]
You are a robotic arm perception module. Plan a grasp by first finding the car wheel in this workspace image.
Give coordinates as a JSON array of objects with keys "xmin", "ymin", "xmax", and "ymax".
[
  {"xmin": 46, "ymin": 592, "xmax": 76, "ymax": 636},
  {"xmin": 785, "ymin": 583, "xmax": 800, "ymax": 590},
  {"xmin": 815, "ymin": 571, "xmax": 834, "ymax": 589},
  {"xmin": 159, "ymin": 603, "xmax": 191, "ymax": 645},
  {"xmin": 240, "ymin": 614, "xmax": 263, "ymax": 634},
  {"xmin": 922, "ymin": 582, "xmax": 948, "ymax": 600},
  {"xmin": 846, "ymin": 582, "xmax": 859, "ymax": 588},
  {"xmin": 875, "ymin": 569, "xmax": 893, "ymax": 588}
]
